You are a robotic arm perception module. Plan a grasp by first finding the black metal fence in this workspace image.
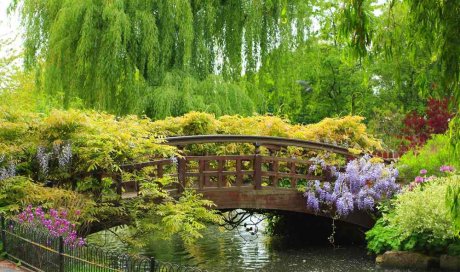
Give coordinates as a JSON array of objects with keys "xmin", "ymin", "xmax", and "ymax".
[{"xmin": 0, "ymin": 217, "xmax": 206, "ymax": 272}]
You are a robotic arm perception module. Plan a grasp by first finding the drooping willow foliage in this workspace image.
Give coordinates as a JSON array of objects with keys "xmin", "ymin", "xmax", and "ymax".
[{"xmin": 11, "ymin": 0, "xmax": 315, "ymax": 115}]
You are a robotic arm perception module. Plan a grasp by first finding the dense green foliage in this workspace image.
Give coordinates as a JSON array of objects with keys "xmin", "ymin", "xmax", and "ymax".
[
  {"xmin": 366, "ymin": 176, "xmax": 460, "ymax": 256},
  {"xmin": 0, "ymin": 105, "xmax": 227, "ymax": 241},
  {"xmin": 150, "ymin": 111, "xmax": 382, "ymax": 152},
  {"xmin": 3, "ymin": 0, "xmax": 460, "ymax": 257},
  {"xmin": 9, "ymin": 0, "xmax": 456, "ymax": 132},
  {"xmin": 397, "ymin": 134, "xmax": 460, "ymax": 181},
  {"xmin": 447, "ymin": 184, "xmax": 460, "ymax": 233},
  {"xmin": 0, "ymin": 94, "xmax": 382, "ymax": 242},
  {"xmin": 10, "ymin": 0, "xmax": 312, "ymax": 115}
]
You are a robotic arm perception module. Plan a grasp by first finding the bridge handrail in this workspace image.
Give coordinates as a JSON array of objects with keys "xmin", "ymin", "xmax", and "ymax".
[{"xmin": 163, "ymin": 135, "xmax": 356, "ymax": 157}]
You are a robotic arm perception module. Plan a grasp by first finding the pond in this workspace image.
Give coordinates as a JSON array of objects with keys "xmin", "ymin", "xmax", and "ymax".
[{"xmin": 88, "ymin": 212, "xmax": 387, "ymax": 272}]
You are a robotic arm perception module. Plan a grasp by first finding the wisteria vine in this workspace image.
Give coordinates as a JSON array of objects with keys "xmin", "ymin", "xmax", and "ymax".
[
  {"xmin": 36, "ymin": 142, "xmax": 72, "ymax": 177},
  {"xmin": 304, "ymin": 155, "xmax": 400, "ymax": 217}
]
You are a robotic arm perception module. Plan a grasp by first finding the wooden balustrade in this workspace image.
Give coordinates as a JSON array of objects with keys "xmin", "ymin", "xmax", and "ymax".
[
  {"xmin": 115, "ymin": 135, "xmax": 376, "ymax": 228},
  {"xmin": 118, "ymin": 155, "xmax": 329, "ymax": 195}
]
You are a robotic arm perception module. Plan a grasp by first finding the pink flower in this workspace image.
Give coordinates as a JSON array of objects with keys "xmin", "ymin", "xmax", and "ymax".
[
  {"xmin": 414, "ymin": 176, "xmax": 424, "ymax": 183},
  {"xmin": 419, "ymin": 169, "xmax": 427, "ymax": 175},
  {"xmin": 15, "ymin": 206, "xmax": 85, "ymax": 248},
  {"xmin": 440, "ymin": 165, "xmax": 454, "ymax": 173}
]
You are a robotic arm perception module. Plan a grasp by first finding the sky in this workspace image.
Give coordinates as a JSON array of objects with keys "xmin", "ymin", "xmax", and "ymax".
[
  {"xmin": 0, "ymin": 1, "xmax": 19, "ymax": 37},
  {"xmin": 0, "ymin": 0, "xmax": 21, "ymax": 56}
]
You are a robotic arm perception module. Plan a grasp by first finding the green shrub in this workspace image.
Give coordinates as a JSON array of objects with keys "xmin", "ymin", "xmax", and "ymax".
[
  {"xmin": 397, "ymin": 134, "xmax": 459, "ymax": 182},
  {"xmin": 366, "ymin": 175, "xmax": 460, "ymax": 255}
]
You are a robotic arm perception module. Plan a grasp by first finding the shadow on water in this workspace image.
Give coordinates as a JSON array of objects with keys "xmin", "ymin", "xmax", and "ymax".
[{"xmin": 88, "ymin": 211, "xmax": 442, "ymax": 272}]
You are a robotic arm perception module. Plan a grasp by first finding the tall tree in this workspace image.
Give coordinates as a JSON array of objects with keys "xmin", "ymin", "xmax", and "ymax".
[{"xmin": 11, "ymin": 0, "xmax": 315, "ymax": 115}]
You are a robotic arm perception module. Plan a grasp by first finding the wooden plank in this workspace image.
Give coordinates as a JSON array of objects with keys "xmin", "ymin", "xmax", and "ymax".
[
  {"xmin": 218, "ymin": 159, "xmax": 224, "ymax": 188},
  {"xmin": 185, "ymin": 155, "xmax": 255, "ymax": 160},
  {"xmin": 290, "ymin": 162, "xmax": 297, "ymax": 188},
  {"xmin": 261, "ymin": 171, "xmax": 323, "ymax": 180},
  {"xmin": 163, "ymin": 135, "xmax": 355, "ymax": 157},
  {"xmin": 253, "ymin": 143, "xmax": 262, "ymax": 190},
  {"xmin": 236, "ymin": 159, "xmax": 242, "ymax": 187},
  {"xmin": 270, "ymin": 159, "xmax": 279, "ymax": 187},
  {"xmin": 177, "ymin": 157, "xmax": 186, "ymax": 193},
  {"xmin": 261, "ymin": 156, "xmax": 312, "ymax": 165},
  {"xmin": 199, "ymin": 159, "xmax": 205, "ymax": 190},
  {"xmin": 204, "ymin": 159, "xmax": 210, "ymax": 187}
]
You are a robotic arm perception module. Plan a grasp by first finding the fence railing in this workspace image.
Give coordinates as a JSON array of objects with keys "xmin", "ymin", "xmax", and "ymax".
[{"xmin": 0, "ymin": 217, "xmax": 206, "ymax": 272}]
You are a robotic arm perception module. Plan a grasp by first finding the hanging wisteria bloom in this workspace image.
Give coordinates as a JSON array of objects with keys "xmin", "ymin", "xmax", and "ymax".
[
  {"xmin": 58, "ymin": 143, "xmax": 72, "ymax": 168},
  {"xmin": 17, "ymin": 205, "xmax": 85, "ymax": 248},
  {"xmin": 36, "ymin": 147, "xmax": 51, "ymax": 175},
  {"xmin": 304, "ymin": 155, "xmax": 400, "ymax": 217},
  {"xmin": 0, "ymin": 163, "xmax": 16, "ymax": 181}
]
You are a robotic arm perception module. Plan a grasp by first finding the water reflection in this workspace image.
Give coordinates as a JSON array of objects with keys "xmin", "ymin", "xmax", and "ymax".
[{"xmin": 88, "ymin": 213, "xmax": 381, "ymax": 272}]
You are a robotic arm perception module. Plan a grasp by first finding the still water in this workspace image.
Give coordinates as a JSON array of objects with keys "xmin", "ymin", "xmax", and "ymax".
[{"xmin": 88, "ymin": 215, "xmax": 384, "ymax": 272}]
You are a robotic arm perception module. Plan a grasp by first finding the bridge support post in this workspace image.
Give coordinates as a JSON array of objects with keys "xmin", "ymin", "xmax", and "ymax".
[
  {"xmin": 177, "ymin": 158, "xmax": 186, "ymax": 193},
  {"xmin": 177, "ymin": 146, "xmax": 186, "ymax": 193},
  {"xmin": 253, "ymin": 143, "xmax": 262, "ymax": 190}
]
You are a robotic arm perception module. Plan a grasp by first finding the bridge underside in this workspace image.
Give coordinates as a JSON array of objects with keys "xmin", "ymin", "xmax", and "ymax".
[{"xmin": 197, "ymin": 187, "xmax": 375, "ymax": 229}]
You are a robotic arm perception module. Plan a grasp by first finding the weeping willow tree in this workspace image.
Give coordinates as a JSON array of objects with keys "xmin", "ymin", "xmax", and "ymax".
[
  {"xmin": 143, "ymin": 72, "xmax": 255, "ymax": 119},
  {"xmin": 11, "ymin": 0, "xmax": 316, "ymax": 116},
  {"xmin": 341, "ymin": 0, "xmax": 460, "ymax": 98}
]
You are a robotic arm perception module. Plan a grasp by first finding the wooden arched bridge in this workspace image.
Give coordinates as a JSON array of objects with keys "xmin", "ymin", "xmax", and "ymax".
[{"xmin": 117, "ymin": 135, "xmax": 374, "ymax": 228}]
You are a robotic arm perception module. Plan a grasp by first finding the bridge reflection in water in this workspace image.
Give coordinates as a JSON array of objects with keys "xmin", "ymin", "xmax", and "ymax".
[{"xmin": 117, "ymin": 135, "xmax": 374, "ymax": 228}]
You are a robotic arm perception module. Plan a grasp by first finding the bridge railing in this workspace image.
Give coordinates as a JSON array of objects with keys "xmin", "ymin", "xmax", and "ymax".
[{"xmin": 117, "ymin": 135, "xmax": 351, "ymax": 196}]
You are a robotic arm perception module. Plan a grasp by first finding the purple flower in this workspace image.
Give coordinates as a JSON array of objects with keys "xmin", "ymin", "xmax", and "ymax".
[
  {"xmin": 414, "ymin": 176, "xmax": 424, "ymax": 183},
  {"xmin": 303, "ymin": 155, "xmax": 399, "ymax": 217},
  {"xmin": 440, "ymin": 165, "xmax": 454, "ymax": 173},
  {"xmin": 37, "ymin": 147, "xmax": 51, "ymax": 175},
  {"xmin": 16, "ymin": 206, "xmax": 85, "ymax": 247},
  {"xmin": 305, "ymin": 192, "xmax": 320, "ymax": 213},
  {"xmin": 0, "ymin": 163, "xmax": 16, "ymax": 181},
  {"xmin": 419, "ymin": 169, "xmax": 427, "ymax": 175}
]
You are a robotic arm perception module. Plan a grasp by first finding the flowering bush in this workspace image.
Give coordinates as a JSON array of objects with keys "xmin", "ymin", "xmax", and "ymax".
[
  {"xmin": 407, "ymin": 165, "xmax": 456, "ymax": 191},
  {"xmin": 17, "ymin": 205, "xmax": 85, "ymax": 247},
  {"xmin": 367, "ymin": 176, "xmax": 460, "ymax": 255},
  {"xmin": 397, "ymin": 134, "xmax": 460, "ymax": 181},
  {"xmin": 304, "ymin": 155, "xmax": 400, "ymax": 217}
]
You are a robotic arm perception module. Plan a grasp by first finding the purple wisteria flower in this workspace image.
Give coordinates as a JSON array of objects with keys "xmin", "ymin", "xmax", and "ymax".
[
  {"xmin": 37, "ymin": 147, "xmax": 51, "ymax": 175},
  {"xmin": 0, "ymin": 163, "xmax": 16, "ymax": 181},
  {"xmin": 58, "ymin": 143, "xmax": 72, "ymax": 168},
  {"xmin": 304, "ymin": 155, "xmax": 400, "ymax": 217}
]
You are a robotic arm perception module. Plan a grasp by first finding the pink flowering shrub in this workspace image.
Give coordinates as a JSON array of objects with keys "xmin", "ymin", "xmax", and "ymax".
[
  {"xmin": 407, "ymin": 165, "xmax": 456, "ymax": 191},
  {"xmin": 17, "ymin": 205, "xmax": 85, "ymax": 247}
]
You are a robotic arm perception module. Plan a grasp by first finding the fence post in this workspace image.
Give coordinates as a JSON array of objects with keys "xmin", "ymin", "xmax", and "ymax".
[
  {"xmin": 59, "ymin": 236, "xmax": 64, "ymax": 272},
  {"xmin": 1, "ymin": 216, "xmax": 5, "ymax": 252},
  {"xmin": 253, "ymin": 143, "xmax": 262, "ymax": 190},
  {"xmin": 150, "ymin": 257, "xmax": 155, "ymax": 272}
]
